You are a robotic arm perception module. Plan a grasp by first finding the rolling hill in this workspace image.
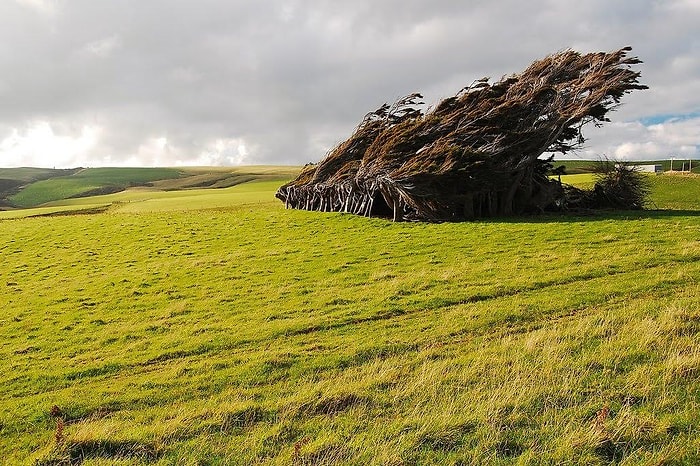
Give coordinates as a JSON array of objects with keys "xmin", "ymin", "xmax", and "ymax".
[{"xmin": 0, "ymin": 166, "xmax": 301, "ymax": 211}]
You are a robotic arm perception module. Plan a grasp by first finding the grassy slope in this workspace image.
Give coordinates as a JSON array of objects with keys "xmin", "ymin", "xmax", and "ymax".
[
  {"xmin": 557, "ymin": 173, "xmax": 595, "ymax": 188},
  {"xmin": 0, "ymin": 168, "xmax": 80, "ymax": 207},
  {"xmin": 151, "ymin": 166, "xmax": 300, "ymax": 191},
  {"xmin": 7, "ymin": 168, "xmax": 183, "ymax": 208},
  {"xmin": 0, "ymin": 168, "xmax": 79, "ymax": 183},
  {"xmin": 648, "ymin": 174, "xmax": 700, "ymax": 210},
  {"xmin": 3, "ymin": 166, "xmax": 300, "ymax": 210},
  {"xmin": 0, "ymin": 176, "xmax": 699, "ymax": 464}
]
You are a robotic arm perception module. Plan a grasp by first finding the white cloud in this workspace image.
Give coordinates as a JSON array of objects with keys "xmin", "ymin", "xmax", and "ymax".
[
  {"xmin": 81, "ymin": 36, "xmax": 122, "ymax": 58},
  {"xmin": 0, "ymin": 124, "xmax": 257, "ymax": 168},
  {"xmin": 180, "ymin": 138, "xmax": 253, "ymax": 167},
  {"xmin": 130, "ymin": 136, "xmax": 171, "ymax": 166},
  {"xmin": 0, "ymin": 121, "xmax": 100, "ymax": 167},
  {"xmin": 573, "ymin": 117, "xmax": 700, "ymax": 161},
  {"xmin": 14, "ymin": 0, "xmax": 57, "ymax": 16},
  {"xmin": 665, "ymin": 0, "xmax": 700, "ymax": 12},
  {"xmin": 613, "ymin": 141, "xmax": 662, "ymax": 159},
  {"xmin": 108, "ymin": 137, "xmax": 255, "ymax": 167}
]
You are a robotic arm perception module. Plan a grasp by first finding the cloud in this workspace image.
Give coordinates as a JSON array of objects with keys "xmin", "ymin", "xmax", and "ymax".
[
  {"xmin": 14, "ymin": 0, "xmax": 57, "ymax": 16},
  {"xmin": 0, "ymin": 121, "xmax": 100, "ymax": 167},
  {"xmin": 182, "ymin": 138, "xmax": 253, "ymax": 166},
  {"xmin": 81, "ymin": 36, "xmax": 122, "ymax": 58},
  {"xmin": 572, "ymin": 117, "xmax": 700, "ymax": 161},
  {"xmin": 0, "ymin": 0, "xmax": 699, "ymax": 168}
]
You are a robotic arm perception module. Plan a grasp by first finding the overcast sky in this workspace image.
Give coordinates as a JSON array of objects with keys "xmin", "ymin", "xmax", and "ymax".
[{"xmin": 0, "ymin": 0, "xmax": 698, "ymax": 168}]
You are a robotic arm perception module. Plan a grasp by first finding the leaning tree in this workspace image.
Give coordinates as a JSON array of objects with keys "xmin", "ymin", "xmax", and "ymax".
[{"xmin": 276, "ymin": 47, "xmax": 647, "ymax": 221}]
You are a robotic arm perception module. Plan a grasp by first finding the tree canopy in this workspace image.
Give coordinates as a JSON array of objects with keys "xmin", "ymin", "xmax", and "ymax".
[{"xmin": 277, "ymin": 47, "xmax": 647, "ymax": 221}]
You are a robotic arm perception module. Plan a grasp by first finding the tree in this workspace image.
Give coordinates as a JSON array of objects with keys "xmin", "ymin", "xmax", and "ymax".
[{"xmin": 276, "ymin": 47, "xmax": 647, "ymax": 221}]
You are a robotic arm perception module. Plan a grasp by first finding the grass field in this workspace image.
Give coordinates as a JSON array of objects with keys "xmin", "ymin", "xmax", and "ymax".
[
  {"xmin": 0, "ymin": 168, "xmax": 80, "ymax": 183},
  {"xmin": 1, "ymin": 170, "xmax": 699, "ymax": 464},
  {"xmin": 0, "ymin": 168, "xmax": 81, "ymax": 207},
  {"xmin": 0, "ymin": 180, "xmax": 287, "ymax": 220},
  {"xmin": 2, "ymin": 166, "xmax": 301, "ymax": 210},
  {"xmin": 7, "ymin": 168, "xmax": 183, "ymax": 208},
  {"xmin": 646, "ymin": 174, "xmax": 700, "ymax": 210}
]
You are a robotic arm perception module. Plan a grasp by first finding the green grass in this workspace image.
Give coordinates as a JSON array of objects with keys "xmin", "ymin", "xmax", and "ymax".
[
  {"xmin": 7, "ymin": 168, "xmax": 183, "ymax": 208},
  {"xmin": 0, "ymin": 180, "xmax": 286, "ymax": 219},
  {"xmin": 0, "ymin": 167, "xmax": 79, "ymax": 183},
  {"xmin": 0, "ymin": 168, "xmax": 81, "ymax": 207},
  {"xmin": 3, "ymin": 166, "xmax": 301, "ymax": 210},
  {"xmin": 0, "ymin": 173, "xmax": 699, "ymax": 464},
  {"xmin": 556, "ymin": 173, "xmax": 699, "ymax": 209},
  {"xmin": 50, "ymin": 179, "xmax": 281, "ymax": 206},
  {"xmin": 0, "ymin": 203, "xmax": 110, "ymax": 219},
  {"xmin": 556, "ymin": 173, "xmax": 595, "ymax": 188},
  {"xmin": 150, "ymin": 166, "xmax": 300, "ymax": 191},
  {"xmin": 648, "ymin": 174, "xmax": 700, "ymax": 210}
]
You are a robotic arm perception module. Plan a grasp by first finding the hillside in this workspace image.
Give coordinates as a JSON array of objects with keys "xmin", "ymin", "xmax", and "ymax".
[
  {"xmin": 0, "ymin": 166, "xmax": 301, "ymax": 210},
  {"xmin": 0, "ymin": 171, "xmax": 698, "ymax": 464},
  {"xmin": 0, "ymin": 168, "xmax": 81, "ymax": 207}
]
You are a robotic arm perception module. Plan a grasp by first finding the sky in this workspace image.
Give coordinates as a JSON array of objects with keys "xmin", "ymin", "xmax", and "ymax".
[{"xmin": 0, "ymin": 0, "xmax": 698, "ymax": 168}]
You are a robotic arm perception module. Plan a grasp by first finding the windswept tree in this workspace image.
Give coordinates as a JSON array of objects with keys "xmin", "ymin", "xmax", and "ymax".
[{"xmin": 277, "ymin": 47, "xmax": 647, "ymax": 221}]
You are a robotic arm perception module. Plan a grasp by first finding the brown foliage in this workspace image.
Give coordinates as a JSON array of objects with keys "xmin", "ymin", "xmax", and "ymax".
[{"xmin": 277, "ymin": 47, "xmax": 647, "ymax": 221}]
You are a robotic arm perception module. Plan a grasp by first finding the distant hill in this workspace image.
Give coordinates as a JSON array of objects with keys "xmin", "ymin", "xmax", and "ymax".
[
  {"xmin": 0, "ymin": 166, "xmax": 301, "ymax": 210},
  {"xmin": 0, "ymin": 167, "xmax": 81, "ymax": 207}
]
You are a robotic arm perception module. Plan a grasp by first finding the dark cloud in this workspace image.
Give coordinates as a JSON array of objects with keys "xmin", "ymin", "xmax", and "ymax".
[{"xmin": 0, "ymin": 0, "xmax": 698, "ymax": 167}]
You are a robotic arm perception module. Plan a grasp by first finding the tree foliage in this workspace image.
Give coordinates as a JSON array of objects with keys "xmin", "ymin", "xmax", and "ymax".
[{"xmin": 277, "ymin": 47, "xmax": 647, "ymax": 221}]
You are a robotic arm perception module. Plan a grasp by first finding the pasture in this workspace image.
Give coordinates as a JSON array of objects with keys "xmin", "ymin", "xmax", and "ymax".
[
  {"xmin": 7, "ymin": 168, "xmax": 183, "ymax": 208},
  {"xmin": 2, "ymin": 166, "xmax": 299, "ymax": 210},
  {"xmin": 0, "ymin": 170, "xmax": 698, "ymax": 464}
]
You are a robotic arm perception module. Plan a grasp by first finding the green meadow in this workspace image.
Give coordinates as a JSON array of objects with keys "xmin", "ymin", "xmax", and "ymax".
[
  {"xmin": 7, "ymin": 168, "xmax": 183, "ymax": 208},
  {"xmin": 1, "ymin": 170, "xmax": 699, "ymax": 464},
  {"xmin": 3, "ymin": 166, "xmax": 299, "ymax": 210}
]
